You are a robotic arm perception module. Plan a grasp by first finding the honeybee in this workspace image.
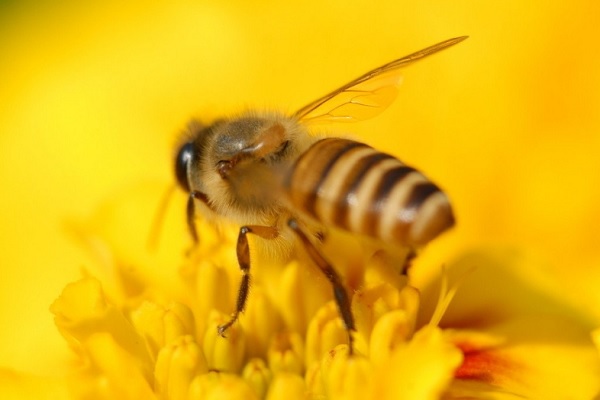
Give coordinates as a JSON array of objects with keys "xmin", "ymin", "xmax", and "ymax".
[{"xmin": 174, "ymin": 36, "xmax": 467, "ymax": 352}]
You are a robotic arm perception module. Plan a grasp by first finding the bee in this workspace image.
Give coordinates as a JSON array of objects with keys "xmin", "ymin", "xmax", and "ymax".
[{"xmin": 174, "ymin": 36, "xmax": 467, "ymax": 352}]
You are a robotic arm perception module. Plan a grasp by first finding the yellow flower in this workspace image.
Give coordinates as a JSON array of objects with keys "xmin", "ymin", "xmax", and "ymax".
[
  {"xmin": 44, "ymin": 194, "xmax": 600, "ymax": 398},
  {"xmin": 2, "ymin": 1, "xmax": 600, "ymax": 399},
  {"xmin": 49, "ymin": 205, "xmax": 452, "ymax": 400}
]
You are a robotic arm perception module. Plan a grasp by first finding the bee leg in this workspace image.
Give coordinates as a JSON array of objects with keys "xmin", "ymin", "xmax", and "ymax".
[
  {"xmin": 287, "ymin": 219, "xmax": 356, "ymax": 354},
  {"xmin": 186, "ymin": 190, "xmax": 211, "ymax": 244},
  {"xmin": 218, "ymin": 225, "xmax": 279, "ymax": 337},
  {"xmin": 186, "ymin": 194, "xmax": 199, "ymax": 243},
  {"xmin": 401, "ymin": 248, "xmax": 418, "ymax": 275}
]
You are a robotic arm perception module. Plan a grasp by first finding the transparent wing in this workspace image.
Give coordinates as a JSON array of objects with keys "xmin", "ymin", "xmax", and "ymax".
[{"xmin": 294, "ymin": 36, "xmax": 467, "ymax": 124}]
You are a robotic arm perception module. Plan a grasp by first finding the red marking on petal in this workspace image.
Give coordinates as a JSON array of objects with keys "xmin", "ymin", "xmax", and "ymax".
[{"xmin": 454, "ymin": 342, "xmax": 520, "ymax": 385}]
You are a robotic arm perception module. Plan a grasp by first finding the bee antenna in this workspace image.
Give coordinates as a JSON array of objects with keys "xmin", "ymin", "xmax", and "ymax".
[{"xmin": 147, "ymin": 183, "xmax": 177, "ymax": 251}]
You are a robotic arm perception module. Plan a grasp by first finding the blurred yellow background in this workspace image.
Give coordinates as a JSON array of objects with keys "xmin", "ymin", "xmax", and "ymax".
[{"xmin": 1, "ymin": 0, "xmax": 599, "ymax": 376}]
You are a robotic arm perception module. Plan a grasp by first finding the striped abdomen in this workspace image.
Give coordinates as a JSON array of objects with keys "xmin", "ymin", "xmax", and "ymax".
[{"xmin": 285, "ymin": 138, "xmax": 454, "ymax": 247}]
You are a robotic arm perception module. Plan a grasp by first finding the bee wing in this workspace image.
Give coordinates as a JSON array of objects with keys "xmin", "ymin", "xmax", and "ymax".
[{"xmin": 294, "ymin": 36, "xmax": 468, "ymax": 124}]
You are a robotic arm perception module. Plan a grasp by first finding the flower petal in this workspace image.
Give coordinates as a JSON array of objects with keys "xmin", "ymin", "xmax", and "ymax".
[
  {"xmin": 74, "ymin": 333, "xmax": 156, "ymax": 399},
  {"xmin": 373, "ymin": 326, "xmax": 462, "ymax": 400},
  {"xmin": 447, "ymin": 318, "xmax": 600, "ymax": 399},
  {"xmin": 417, "ymin": 248, "xmax": 600, "ymax": 399},
  {"xmin": 49, "ymin": 278, "xmax": 154, "ymax": 381}
]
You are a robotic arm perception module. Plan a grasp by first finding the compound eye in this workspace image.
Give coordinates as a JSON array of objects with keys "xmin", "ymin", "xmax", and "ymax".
[{"xmin": 175, "ymin": 142, "xmax": 194, "ymax": 192}]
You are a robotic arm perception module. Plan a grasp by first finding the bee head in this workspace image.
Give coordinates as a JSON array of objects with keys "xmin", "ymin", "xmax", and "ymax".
[
  {"xmin": 175, "ymin": 141, "xmax": 194, "ymax": 192},
  {"xmin": 174, "ymin": 120, "xmax": 217, "ymax": 193}
]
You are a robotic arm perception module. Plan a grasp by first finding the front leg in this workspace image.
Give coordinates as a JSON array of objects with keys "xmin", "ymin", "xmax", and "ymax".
[
  {"xmin": 186, "ymin": 190, "xmax": 211, "ymax": 244},
  {"xmin": 218, "ymin": 225, "xmax": 279, "ymax": 337}
]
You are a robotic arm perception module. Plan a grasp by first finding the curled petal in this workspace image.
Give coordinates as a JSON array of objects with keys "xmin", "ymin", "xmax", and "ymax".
[
  {"xmin": 305, "ymin": 302, "xmax": 348, "ymax": 368},
  {"xmin": 188, "ymin": 372, "xmax": 258, "ymax": 400},
  {"xmin": 50, "ymin": 278, "xmax": 110, "ymax": 336},
  {"xmin": 352, "ymin": 283, "xmax": 420, "ymax": 358},
  {"xmin": 265, "ymin": 372, "xmax": 306, "ymax": 400},
  {"xmin": 267, "ymin": 331, "xmax": 305, "ymax": 375},
  {"xmin": 305, "ymin": 362, "xmax": 325, "ymax": 398},
  {"xmin": 154, "ymin": 335, "xmax": 207, "ymax": 400},
  {"xmin": 242, "ymin": 358, "xmax": 272, "ymax": 399},
  {"xmin": 352, "ymin": 283, "xmax": 402, "ymax": 344},
  {"xmin": 324, "ymin": 351, "xmax": 373, "ymax": 400},
  {"xmin": 369, "ymin": 309, "xmax": 413, "ymax": 364},
  {"xmin": 130, "ymin": 301, "xmax": 195, "ymax": 361},
  {"xmin": 311, "ymin": 345, "xmax": 351, "ymax": 398},
  {"xmin": 202, "ymin": 311, "xmax": 245, "ymax": 373}
]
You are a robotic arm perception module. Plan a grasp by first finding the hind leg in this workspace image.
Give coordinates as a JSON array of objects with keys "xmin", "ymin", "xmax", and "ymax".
[{"xmin": 287, "ymin": 219, "xmax": 356, "ymax": 354}]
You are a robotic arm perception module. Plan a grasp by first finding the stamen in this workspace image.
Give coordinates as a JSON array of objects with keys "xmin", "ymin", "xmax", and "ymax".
[{"xmin": 429, "ymin": 266, "xmax": 475, "ymax": 327}]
